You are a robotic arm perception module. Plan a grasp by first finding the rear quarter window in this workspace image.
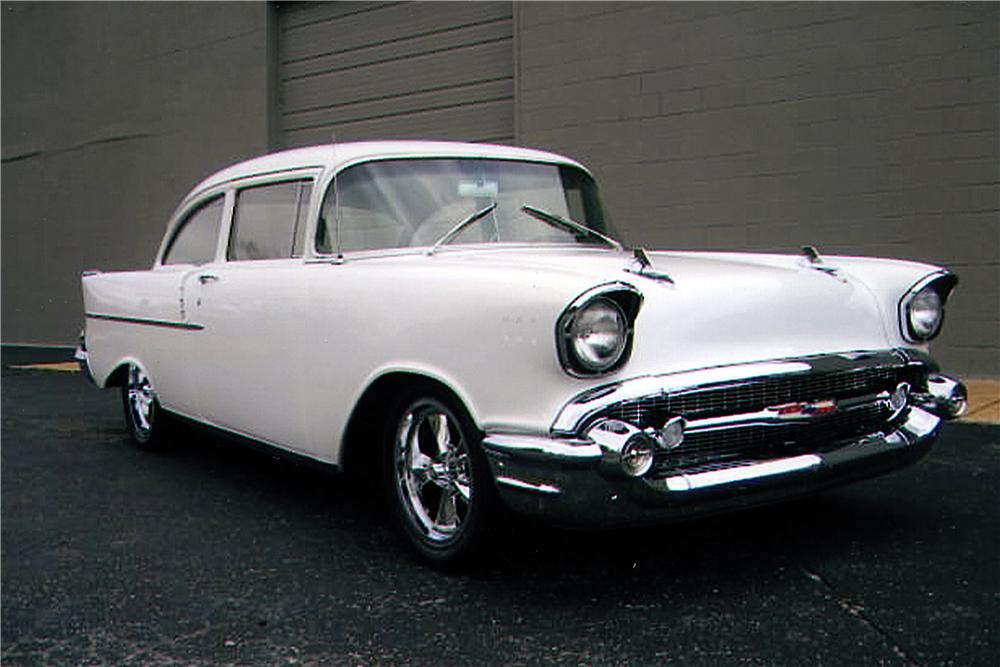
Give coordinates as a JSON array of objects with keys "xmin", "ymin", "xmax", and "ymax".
[{"xmin": 162, "ymin": 196, "xmax": 225, "ymax": 265}]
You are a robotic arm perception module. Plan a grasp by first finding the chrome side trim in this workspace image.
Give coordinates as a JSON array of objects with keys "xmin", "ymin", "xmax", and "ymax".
[
  {"xmin": 661, "ymin": 454, "xmax": 823, "ymax": 492},
  {"xmin": 483, "ymin": 433, "xmax": 601, "ymax": 462},
  {"xmin": 495, "ymin": 476, "xmax": 562, "ymax": 495},
  {"xmin": 85, "ymin": 312, "xmax": 204, "ymax": 331},
  {"xmin": 552, "ymin": 349, "xmax": 907, "ymax": 434}
]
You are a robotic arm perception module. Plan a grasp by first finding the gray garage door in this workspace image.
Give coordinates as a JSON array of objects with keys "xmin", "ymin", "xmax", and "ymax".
[{"xmin": 276, "ymin": 1, "xmax": 514, "ymax": 147}]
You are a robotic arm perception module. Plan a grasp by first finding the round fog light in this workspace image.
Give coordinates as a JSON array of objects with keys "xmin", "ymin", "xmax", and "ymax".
[
  {"xmin": 659, "ymin": 416, "xmax": 685, "ymax": 450},
  {"xmin": 889, "ymin": 382, "xmax": 910, "ymax": 414},
  {"xmin": 620, "ymin": 435, "xmax": 655, "ymax": 477}
]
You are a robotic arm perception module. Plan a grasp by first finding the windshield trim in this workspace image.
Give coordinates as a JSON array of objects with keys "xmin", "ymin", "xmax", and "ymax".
[
  {"xmin": 328, "ymin": 241, "xmax": 624, "ymax": 262},
  {"xmin": 315, "ymin": 156, "xmax": 612, "ymax": 258},
  {"xmin": 329, "ymin": 154, "xmax": 594, "ymax": 180}
]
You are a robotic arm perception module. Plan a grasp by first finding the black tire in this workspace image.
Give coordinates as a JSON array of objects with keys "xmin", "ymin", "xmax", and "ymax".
[
  {"xmin": 121, "ymin": 364, "xmax": 168, "ymax": 449},
  {"xmin": 383, "ymin": 389, "xmax": 499, "ymax": 568}
]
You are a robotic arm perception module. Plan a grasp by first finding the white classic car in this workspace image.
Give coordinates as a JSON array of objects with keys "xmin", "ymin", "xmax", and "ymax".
[{"xmin": 78, "ymin": 141, "xmax": 967, "ymax": 566}]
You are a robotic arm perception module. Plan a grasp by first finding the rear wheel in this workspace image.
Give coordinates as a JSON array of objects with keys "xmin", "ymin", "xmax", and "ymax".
[
  {"xmin": 121, "ymin": 364, "xmax": 167, "ymax": 448},
  {"xmin": 384, "ymin": 391, "xmax": 498, "ymax": 568}
]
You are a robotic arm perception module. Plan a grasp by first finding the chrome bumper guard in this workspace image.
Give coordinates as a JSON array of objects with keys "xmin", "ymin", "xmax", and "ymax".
[
  {"xmin": 482, "ymin": 350, "xmax": 965, "ymax": 528},
  {"xmin": 74, "ymin": 331, "xmax": 96, "ymax": 384},
  {"xmin": 73, "ymin": 345, "xmax": 88, "ymax": 365}
]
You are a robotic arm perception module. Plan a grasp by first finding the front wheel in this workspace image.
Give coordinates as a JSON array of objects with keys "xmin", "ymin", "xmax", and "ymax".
[
  {"xmin": 121, "ymin": 364, "xmax": 167, "ymax": 449},
  {"xmin": 384, "ymin": 392, "xmax": 499, "ymax": 568}
]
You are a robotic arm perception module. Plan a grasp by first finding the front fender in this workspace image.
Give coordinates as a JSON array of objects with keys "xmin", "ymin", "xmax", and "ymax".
[{"xmin": 830, "ymin": 256, "xmax": 957, "ymax": 350}]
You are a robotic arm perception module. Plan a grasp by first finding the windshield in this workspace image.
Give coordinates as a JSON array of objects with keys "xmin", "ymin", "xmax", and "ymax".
[{"xmin": 315, "ymin": 158, "xmax": 616, "ymax": 254}]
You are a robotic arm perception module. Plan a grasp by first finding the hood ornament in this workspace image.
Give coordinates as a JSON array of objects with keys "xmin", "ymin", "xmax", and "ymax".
[
  {"xmin": 800, "ymin": 245, "xmax": 844, "ymax": 280},
  {"xmin": 801, "ymin": 245, "xmax": 822, "ymax": 264},
  {"xmin": 625, "ymin": 247, "xmax": 675, "ymax": 285}
]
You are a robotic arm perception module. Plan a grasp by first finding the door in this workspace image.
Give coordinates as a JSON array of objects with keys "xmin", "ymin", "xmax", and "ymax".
[
  {"xmin": 145, "ymin": 193, "xmax": 227, "ymax": 416},
  {"xmin": 186, "ymin": 178, "xmax": 322, "ymax": 453}
]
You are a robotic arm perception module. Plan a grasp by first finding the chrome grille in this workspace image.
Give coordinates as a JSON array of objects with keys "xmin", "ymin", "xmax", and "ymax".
[
  {"xmin": 651, "ymin": 403, "xmax": 891, "ymax": 476},
  {"xmin": 607, "ymin": 364, "xmax": 915, "ymax": 428},
  {"xmin": 592, "ymin": 358, "xmax": 927, "ymax": 478}
]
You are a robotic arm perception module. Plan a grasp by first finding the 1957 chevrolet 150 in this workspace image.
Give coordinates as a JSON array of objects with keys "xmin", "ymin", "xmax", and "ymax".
[{"xmin": 78, "ymin": 141, "xmax": 967, "ymax": 566}]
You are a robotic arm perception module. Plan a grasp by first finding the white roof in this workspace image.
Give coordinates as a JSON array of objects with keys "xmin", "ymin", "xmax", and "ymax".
[{"xmin": 186, "ymin": 141, "xmax": 587, "ymax": 201}]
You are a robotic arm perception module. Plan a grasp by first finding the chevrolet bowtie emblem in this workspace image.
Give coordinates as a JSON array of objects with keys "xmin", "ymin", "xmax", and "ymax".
[{"xmin": 768, "ymin": 399, "xmax": 838, "ymax": 419}]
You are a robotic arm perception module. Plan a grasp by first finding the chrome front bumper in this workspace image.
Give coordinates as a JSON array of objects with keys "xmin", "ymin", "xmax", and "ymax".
[{"xmin": 482, "ymin": 350, "xmax": 966, "ymax": 528}]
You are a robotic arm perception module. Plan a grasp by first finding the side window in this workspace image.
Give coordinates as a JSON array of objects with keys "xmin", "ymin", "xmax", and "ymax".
[
  {"xmin": 316, "ymin": 168, "xmax": 410, "ymax": 255},
  {"xmin": 334, "ymin": 167, "xmax": 408, "ymax": 252},
  {"xmin": 162, "ymin": 196, "xmax": 224, "ymax": 265},
  {"xmin": 228, "ymin": 180, "xmax": 312, "ymax": 261},
  {"xmin": 316, "ymin": 181, "xmax": 335, "ymax": 255},
  {"xmin": 290, "ymin": 181, "xmax": 313, "ymax": 258}
]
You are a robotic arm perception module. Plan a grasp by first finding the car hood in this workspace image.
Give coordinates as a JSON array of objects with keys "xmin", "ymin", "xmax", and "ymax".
[{"xmin": 421, "ymin": 245, "xmax": 903, "ymax": 375}]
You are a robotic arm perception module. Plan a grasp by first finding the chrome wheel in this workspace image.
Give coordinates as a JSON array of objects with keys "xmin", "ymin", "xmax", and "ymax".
[
  {"xmin": 127, "ymin": 366, "xmax": 155, "ymax": 434},
  {"xmin": 394, "ymin": 400, "xmax": 472, "ymax": 543},
  {"xmin": 122, "ymin": 364, "xmax": 162, "ymax": 447}
]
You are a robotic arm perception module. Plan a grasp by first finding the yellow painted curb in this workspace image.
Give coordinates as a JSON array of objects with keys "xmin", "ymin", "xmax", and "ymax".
[
  {"xmin": 9, "ymin": 362, "xmax": 82, "ymax": 372},
  {"xmin": 963, "ymin": 379, "xmax": 1000, "ymax": 425}
]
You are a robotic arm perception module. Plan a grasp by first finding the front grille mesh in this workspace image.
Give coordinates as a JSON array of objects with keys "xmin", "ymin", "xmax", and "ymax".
[
  {"xmin": 608, "ymin": 365, "xmax": 911, "ymax": 428},
  {"xmin": 652, "ymin": 404, "xmax": 891, "ymax": 476},
  {"xmin": 598, "ymin": 361, "xmax": 923, "ymax": 477}
]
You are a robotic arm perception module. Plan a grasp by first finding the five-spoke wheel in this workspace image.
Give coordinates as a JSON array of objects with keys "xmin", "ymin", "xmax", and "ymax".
[
  {"xmin": 122, "ymin": 364, "xmax": 165, "ymax": 448},
  {"xmin": 385, "ymin": 393, "xmax": 497, "ymax": 567}
]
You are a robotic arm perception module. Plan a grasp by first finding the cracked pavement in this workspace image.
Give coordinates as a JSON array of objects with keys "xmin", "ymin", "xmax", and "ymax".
[{"xmin": 2, "ymin": 367, "xmax": 998, "ymax": 666}]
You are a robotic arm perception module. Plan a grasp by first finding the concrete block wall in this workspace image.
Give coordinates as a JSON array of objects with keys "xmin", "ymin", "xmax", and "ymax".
[
  {"xmin": 516, "ymin": 2, "xmax": 1000, "ymax": 376},
  {"xmin": 2, "ymin": 1, "xmax": 997, "ymax": 378},
  {"xmin": 1, "ymin": 1, "xmax": 270, "ymax": 345}
]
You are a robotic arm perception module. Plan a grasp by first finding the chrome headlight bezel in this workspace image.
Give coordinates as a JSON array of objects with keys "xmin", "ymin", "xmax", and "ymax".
[
  {"xmin": 557, "ymin": 283, "xmax": 642, "ymax": 377},
  {"xmin": 898, "ymin": 272, "xmax": 957, "ymax": 343}
]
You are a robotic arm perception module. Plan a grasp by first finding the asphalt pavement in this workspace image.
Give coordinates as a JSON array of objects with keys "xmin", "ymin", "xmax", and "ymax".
[{"xmin": 2, "ymin": 366, "xmax": 998, "ymax": 666}]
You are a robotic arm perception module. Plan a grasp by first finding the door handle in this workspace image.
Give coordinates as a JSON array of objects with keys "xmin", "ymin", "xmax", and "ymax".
[{"xmin": 198, "ymin": 273, "xmax": 219, "ymax": 285}]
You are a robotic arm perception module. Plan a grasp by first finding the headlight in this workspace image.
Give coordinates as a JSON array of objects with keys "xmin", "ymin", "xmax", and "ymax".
[
  {"xmin": 899, "ymin": 273, "xmax": 957, "ymax": 342},
  {"xmin": 557, "ymin": 284, "xmax": 641, "ymax": 377},
  {"xmin": 569, "ymin": 299, "xmax": 627, "ymax": 372},
  {"xmin": 907, "ymin": 287, "xmax": 942, "ymax": 339}
]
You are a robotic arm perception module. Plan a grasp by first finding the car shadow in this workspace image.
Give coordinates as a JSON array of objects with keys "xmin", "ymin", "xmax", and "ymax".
[
  {"xmin": 149, "ymin": 415, "xmax": 388, "ymax": 517},
  {"xmin": 134, "ymin": 415, "xmax": 915, "ymax": 586},
  {"xmin": 489, "ymin": 493, "xmax": 902, "ymax": 570}
]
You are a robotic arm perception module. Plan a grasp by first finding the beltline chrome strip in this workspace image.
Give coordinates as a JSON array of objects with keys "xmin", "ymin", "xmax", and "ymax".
[
  {"xmin": 85, "ymin": 312, "xmax": 204, "ymax": 331},
  {"xmin": 662, "ymin": 454, "xmax": 822, "ymax": 492}
]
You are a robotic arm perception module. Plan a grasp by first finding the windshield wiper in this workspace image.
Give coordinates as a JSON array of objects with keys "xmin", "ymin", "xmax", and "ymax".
[
  {"xmin": 427, "ymin": 202, "xmax": 498, "ymax": 255},
  {"xmin": 520, "ymin": 205, "xmax": 623, "ymax": 251}
]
